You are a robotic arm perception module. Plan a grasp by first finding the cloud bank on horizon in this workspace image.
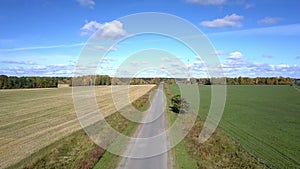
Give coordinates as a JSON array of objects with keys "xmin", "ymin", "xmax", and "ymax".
[{"xmin": 0, "ymin": 0, "xmax": 299, "ymax": 78}]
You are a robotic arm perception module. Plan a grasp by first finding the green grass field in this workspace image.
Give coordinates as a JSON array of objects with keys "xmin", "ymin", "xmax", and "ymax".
[{"xmin": 167, "ymin": 85, "xmax": 300, "ymax": 168}]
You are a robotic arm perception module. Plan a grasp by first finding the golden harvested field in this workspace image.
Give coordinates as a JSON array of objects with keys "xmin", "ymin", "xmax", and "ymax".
[{"xmin": 0, "ymin": 85, "xmax": 154, "ymax": 168}]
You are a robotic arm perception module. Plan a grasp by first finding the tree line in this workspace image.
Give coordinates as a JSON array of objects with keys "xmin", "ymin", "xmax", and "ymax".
[
  {"xmin": 190, "ymin": 77, "xmax": 292, "ymax": 85},
  {"xmin": 72, "ymin": 76, "xmax": 162, "ymax": 86},
  {"xmin": 0, "ymin": 75, "xmax": 163, "ymax": 89},
  {"xmin": 0, "ymin": 75, "xmax": 60, "ymax": 89},
  {"xmin": 0, "ymin": 74, "xmax": 296, "ymax": 89}
]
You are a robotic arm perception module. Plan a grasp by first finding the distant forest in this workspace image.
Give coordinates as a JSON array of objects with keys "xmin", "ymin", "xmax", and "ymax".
[{"xmin": 0, "ymin": 74, "xmax": 297, "ymax": 89}]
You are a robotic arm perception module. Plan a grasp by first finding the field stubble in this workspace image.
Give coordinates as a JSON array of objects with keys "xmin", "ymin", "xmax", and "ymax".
[{"xmin": 0, "ymin": 85, "xmax": 154, "ymax": 168}]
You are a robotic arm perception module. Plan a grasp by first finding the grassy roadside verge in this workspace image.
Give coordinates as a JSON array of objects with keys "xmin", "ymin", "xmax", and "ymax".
[
  {"xmin": 93, "ymin": 87, "xmax": 158, "ymax": 169},
  {"xmin": 9, "ymin": 86, "xmax": 155, "ymax": 169},
  {"xmin": 91, "ymin": 112, "xmax": 138, "ymax": 169},
  {"xmin": 164, "ymin": 85, "xmax": 198, "ymax": 169},
  {"xmin": 164, "ymin": 84, "xmax": 266, "ymax": 168}
]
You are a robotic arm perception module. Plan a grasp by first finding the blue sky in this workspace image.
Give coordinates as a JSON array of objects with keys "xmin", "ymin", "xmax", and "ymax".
[{"xmin": 0, "ymin": 0, "xmax": 299, "ymax": 77}]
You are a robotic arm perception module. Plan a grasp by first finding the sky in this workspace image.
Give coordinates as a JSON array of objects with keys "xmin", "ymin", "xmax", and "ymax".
[{"xmin": 0, "ymin": 0, "xmax": 299, "ymax": 78}]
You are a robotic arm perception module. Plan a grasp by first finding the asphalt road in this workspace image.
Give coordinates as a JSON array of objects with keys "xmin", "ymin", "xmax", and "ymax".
[{"xmin": 118, "ymin": 84, "xmax": 170, "ymax": 169}]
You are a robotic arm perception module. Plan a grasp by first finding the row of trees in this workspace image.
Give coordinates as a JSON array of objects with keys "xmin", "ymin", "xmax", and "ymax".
[
  {"xmin": 60, "ymin": 76, "xmax": 297, "ymax": 86},
  {"xmin": 72, "ymin": 75, "xmax": 112, "ymax": 86},
  {"xmin": 190, "ymin": 77, "xmax": 293, "ymax": 85},
  {"xmin": 72, "ymin": 76, "xmax": 162, "ymax": 86},
  {"xmin": 0, "ymin": 74, "xmax": 297, "ymax": 89},
  {"xmin": 0, "ymin": 75, "xmax": 163, "ymax": 89},
  {"xmin": 226, "ymin": 77, "xmax": 292, "ymax": 85},
  {"xmin": 0, "ymin": 75, "xmax": 60, "ymax": 89}
]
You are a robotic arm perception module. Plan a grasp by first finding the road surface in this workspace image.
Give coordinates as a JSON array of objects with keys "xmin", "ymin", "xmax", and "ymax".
[{"xmin": 118, "ymin": 84, "xmax": 170, "ymax": 169}]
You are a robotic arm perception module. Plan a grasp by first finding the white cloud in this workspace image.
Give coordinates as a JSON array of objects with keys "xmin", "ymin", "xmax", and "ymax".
[
  {"xmin": 213, "ymin": 51, "xmax": 300, "ymax": 77},
  {"xmin": 1, "ymin": 60, "xmax": 37, "ymax": 65},
  {"xmin": 228, "ymin": 51, "xmax": 243, "ymax": 59},
  {"xmin": 100, "ymin": 20, "xmax": 127, "ymax": 39},
  {"xmin": 80, "ymin": 21, "xmax": 102, "ymax": 36},
  {"xmin": 258, "ymin": 17, "xmax": 281, "ymax": 25},
  {"xmin": 161, "ymin": 57, "xmax": 172, "ymax": 62},
  {"xmin": 200, "ymin": 13, "xmax": 244, "ymax": 28},
  {"xmin": 245, "ymin": 3, "xmax": 255, "ymax": 9},
  {"xmin": 86, "ymin": 45, "xmax": 117, "ymax": 52},
  {"xmin": 77, "ymin": 0, "xmax": 95, "ymax": 8},
  {"xmin": 210, "ymin": 50, "xmax": 227, "ymax": 56},
  {"xmin": 80, "ymin": 20, "xmax": 126, "ymax": 39},
  {"xmin": 186, "ymin": 0, "xmax": 226, "ymax": 5},
  {"xmin": 0, "ymin": 64, "xmax": 75, "ymax": 77},
  {"xmin": 276, "ymin": 64, "xmax": 289, "ymax": 69},
  {"xmin": 96, "ymin": 45, "xmax": 117, "ymax": 51},
  {"xmin": 99, "ymin": 57, "xmax": 116, "ymax": 64}
]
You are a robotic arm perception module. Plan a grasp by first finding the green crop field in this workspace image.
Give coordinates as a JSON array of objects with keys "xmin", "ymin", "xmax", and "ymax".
[{"xmin": 168, "ymin": 85, "xmax": 300, "ymax": 168}]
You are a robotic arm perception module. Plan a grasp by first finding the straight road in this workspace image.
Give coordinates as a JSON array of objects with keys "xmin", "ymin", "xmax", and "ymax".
[{"xmin": 118, "ymin": 84, "xmax": 170, "ymax": 169}]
